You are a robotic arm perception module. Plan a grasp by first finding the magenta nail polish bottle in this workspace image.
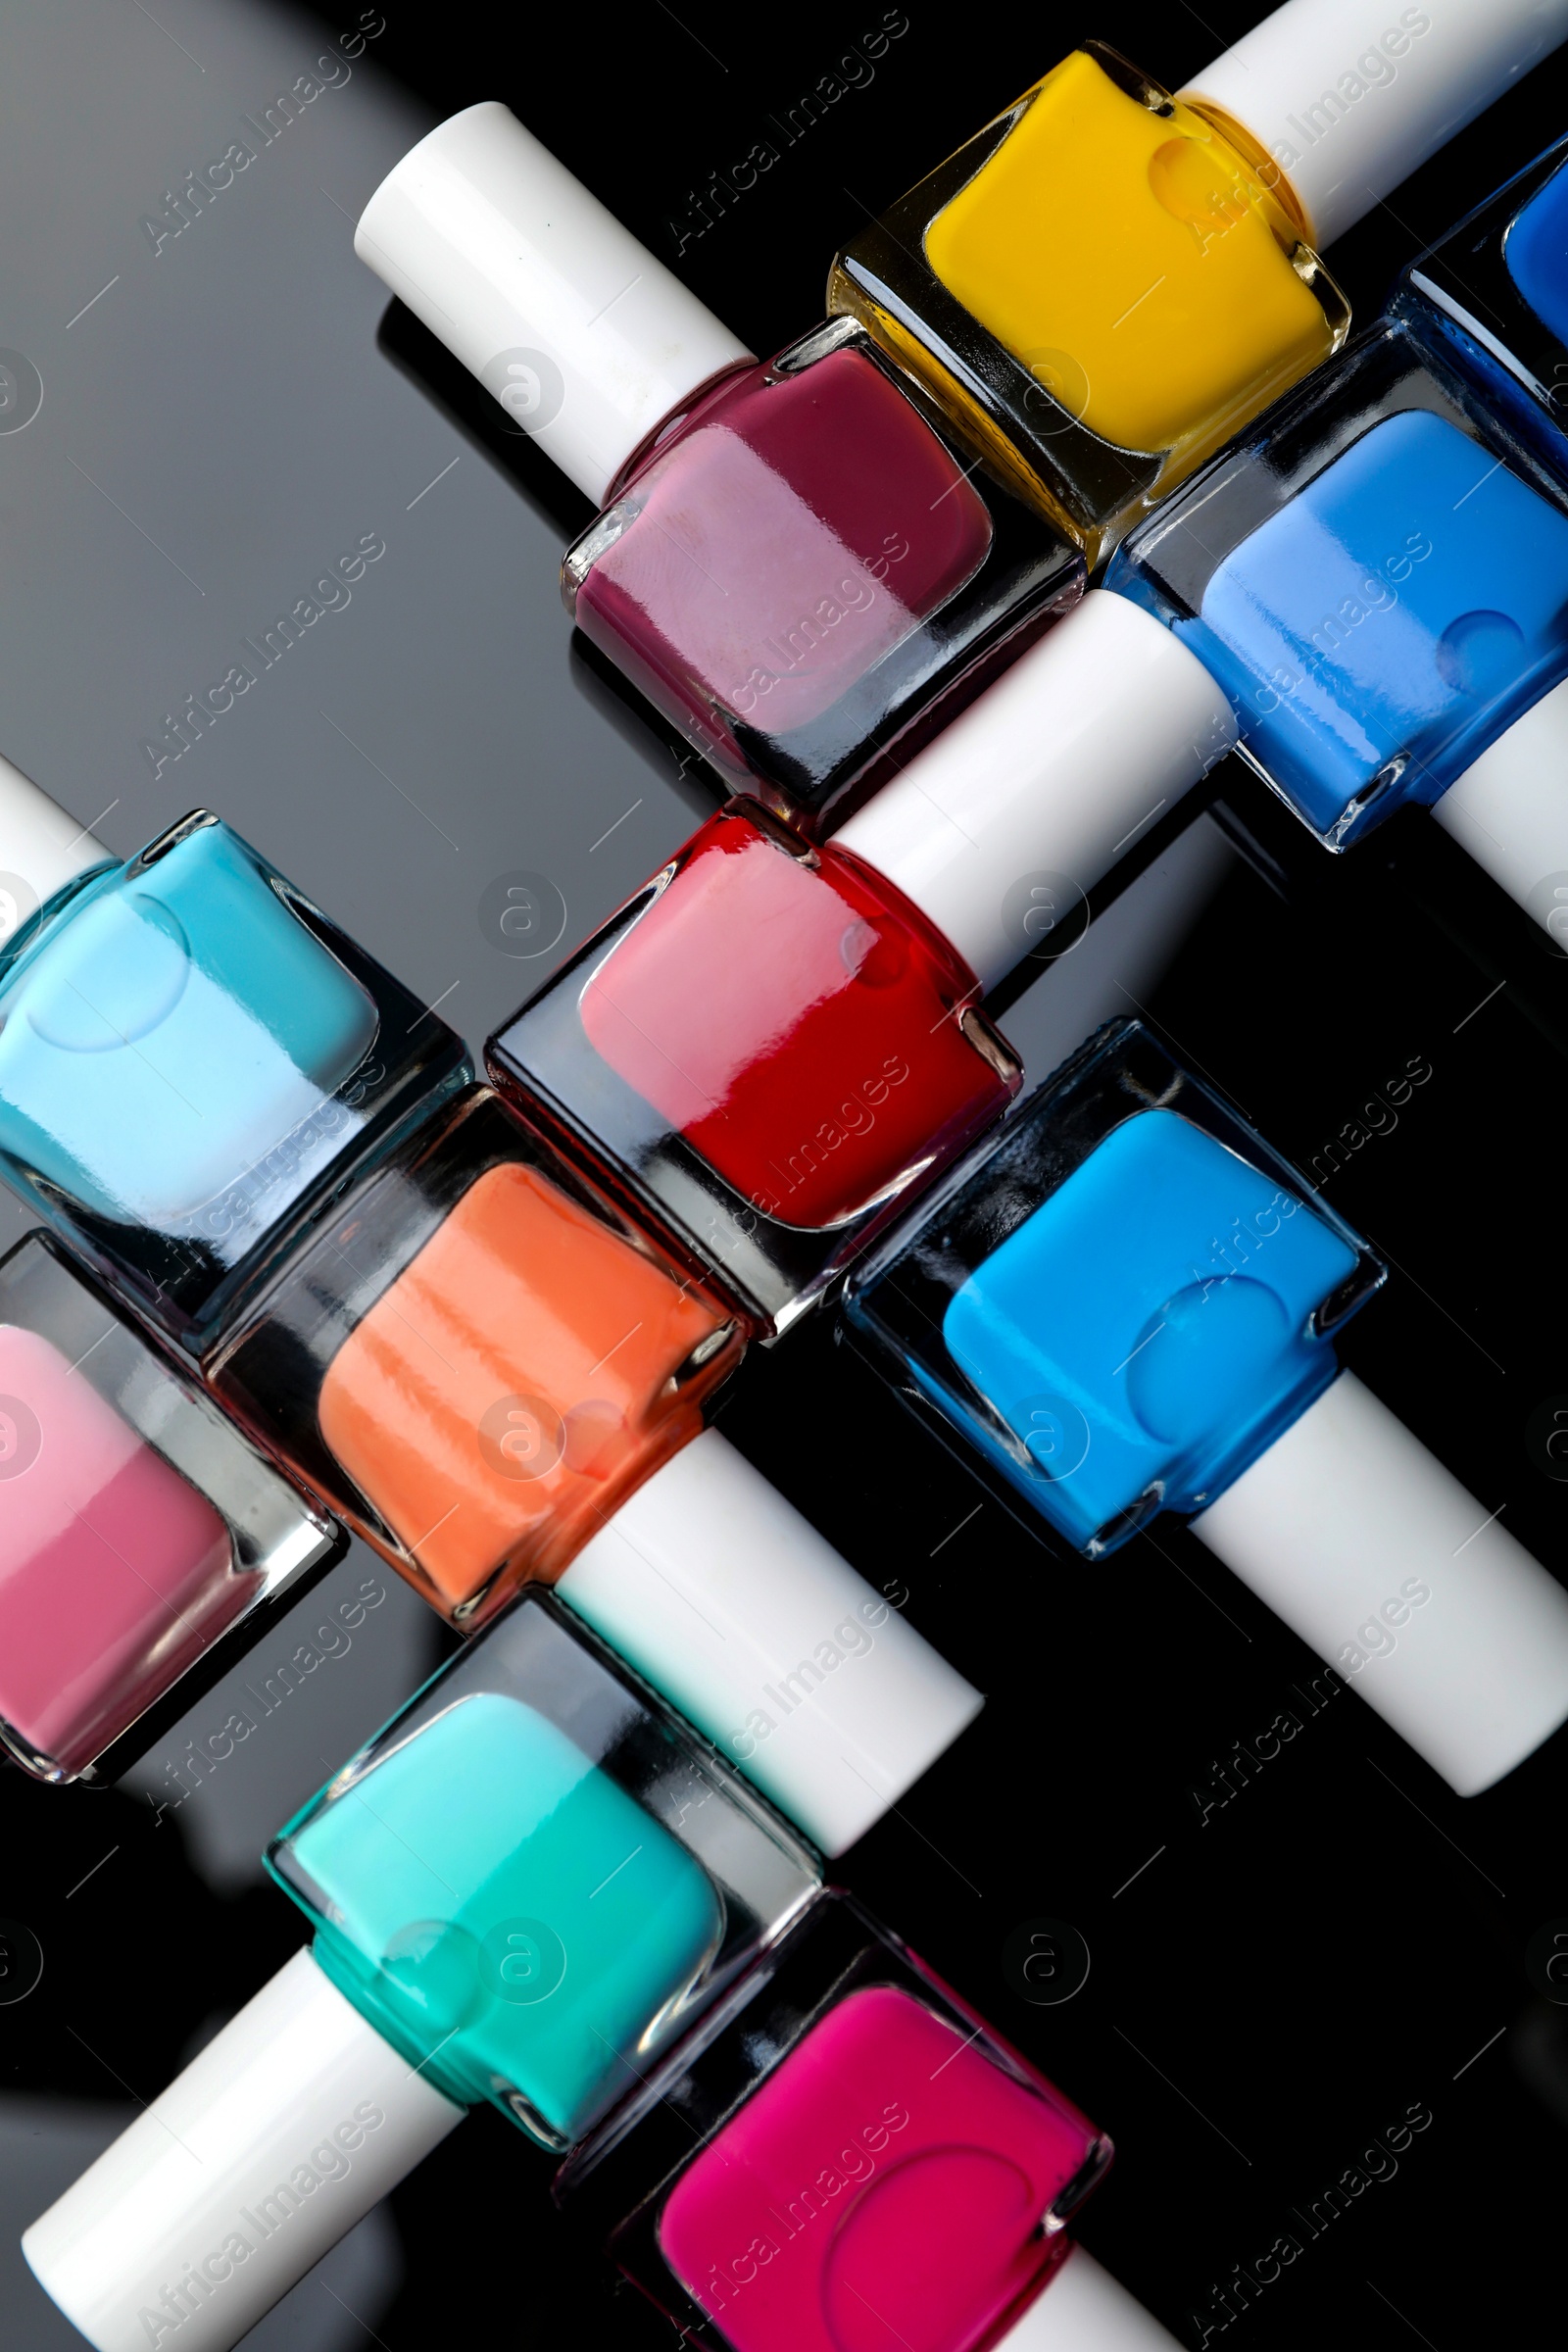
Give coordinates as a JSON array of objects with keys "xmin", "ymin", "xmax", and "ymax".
[{"xmin": 568, "ymin": 1891, "xmax": 1180, "ymax": 2351}]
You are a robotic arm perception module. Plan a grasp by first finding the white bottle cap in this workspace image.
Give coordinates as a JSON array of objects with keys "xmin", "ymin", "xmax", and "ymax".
[
  {"xmin": 1431, "ymin": 677, "xmax": 1568, "ymax": 930},
  {"xmin": 1194, "ymin": 1370, "xmax": 1568, "ymax": 1794},
  {"xmin": 557, "ymin": 1429, "xmax": 982, "ymax": 1856},
  {"xmin": 0, "ymin": 753, "xmax": 111, "ymax": 949},
  {"xmin": 355, "ymin": 102, "xmax": 753, "ymax": 505},
  {"xmin": 23, "ymin": 1948, "xmax": 463, "ymax": 2352},
  {"xmin": 835, "ymin": 592, "xmax": 1236, "ymax": 994},
  {"xmin": 1182, "ymin": 0, "xmax": 1568, "ymax": 249},
  {"xmin": 1001, "ymin": 2249, "xmax": 1183, "ymax": 2349}
]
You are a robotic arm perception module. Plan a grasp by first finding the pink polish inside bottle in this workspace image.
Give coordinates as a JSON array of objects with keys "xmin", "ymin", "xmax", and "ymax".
[
  {"xmin": 576, "ymin": 343, "xmax": 991, "ymax": 732},
  {"xmin": 657, "ymin": 1983, "xmax": 1097, "ymax": 2352},
  {"xmin": 0, "ymin": 1325, "xmax": 242, "ymax": 1775},
  {"xmin": 559, "ymin": 323, "xmax": 1093, "ymax": 834}
]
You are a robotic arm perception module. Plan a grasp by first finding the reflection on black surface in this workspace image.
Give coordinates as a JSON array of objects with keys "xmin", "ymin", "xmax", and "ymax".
[
  {"xmin": 375, "ymin": 294, "xmax": 592, "ymax": 544},
  {"xmin": 375, "ymin": 293, "xmax": 725, "ymax": 834},
  {"xmin": 1515, "ymin": 1999, "xmax": 1568, "ymax": 2133}
]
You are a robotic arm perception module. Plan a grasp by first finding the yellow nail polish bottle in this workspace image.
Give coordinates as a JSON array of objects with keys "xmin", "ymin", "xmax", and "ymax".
[{"xmin": 828, "ymin": 4, "xmax": 1565, "ymax": 566}]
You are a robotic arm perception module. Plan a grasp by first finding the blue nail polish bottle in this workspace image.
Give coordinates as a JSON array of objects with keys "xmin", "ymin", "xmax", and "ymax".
[
  {"xmin": 1393, "ymin": 133, "xmax": 1568, "ymax": 476},
  {"xmin": 1500, "ymin": 161, "xmax": 1568, "ymax": 346},
  {"xmin": 268, "ymin": 1592, "xmax": 820, "ymax": 2150},
  {"xmin": 1107, "ymin": 318, "xmax": 1568, "ymax": 852},
  {"xmin": 0, "ymin": 808, "xmax": 470, "ymax": 1352},
  {"xmin": 843, "ymin": 1021, "xmax": 1383, "ymax": 1555},
  {"xmin": 845, "ymin": 1022, "xmax": 1568, "ymax": 1799}
]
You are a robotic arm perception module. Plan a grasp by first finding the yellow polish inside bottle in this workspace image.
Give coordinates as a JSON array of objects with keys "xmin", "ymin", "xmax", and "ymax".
[{"xmin": 924, "ymin": 48, "xmax": 1336, "ymax": 459}]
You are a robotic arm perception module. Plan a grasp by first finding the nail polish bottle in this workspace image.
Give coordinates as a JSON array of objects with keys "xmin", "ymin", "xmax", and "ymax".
[
  {"xmin": 844, "ymin": 1018, "xmax": 1568, "ymax": 1796},
  {"xmin": 269, "ymin": 1594, "xmax": 823, "ymax": 2148},
  {"xmin": 828, "ymin": 0, "xmax": 1568, "ymax": 563},
  {"xmin": 0, "ymin": 760, "xmax": 471, "ymax": 1354},
  {"xmin": 205, "ymin": 1083, "xmax": 746, "ymax": 1626},
  {"xmin": 0, "ymin": 1230, "xmax": 340, "ymax": 1786},
  {"xmin": 569, "ymin": 1890, "xmax": 1181, "ymax": 2352},
  {"xmin": 486, "ymin": 801, "xmax": 1018, "ymax": 1335},
  {"xmin": 1393, "ymin": 132, "xmax": 1568, "ymax": 468},
  {"xmin": 486, "ymin": 595, "xmax": 1235, "ymax": 1335},
  {"xmin": 205, "ymin": 1077, "xmax": 981, "ymax": 1854},
  {"xmin": 1106, "ymin": 315, "xmax": 1568, "ymax": 925},
  {"xmin": 356, "ymin": 103, "xmax": 1082, "ymax": 830},
  {"xmin": 24, "ymin": 1594, "xmax": 825, "ymax": 2347}
]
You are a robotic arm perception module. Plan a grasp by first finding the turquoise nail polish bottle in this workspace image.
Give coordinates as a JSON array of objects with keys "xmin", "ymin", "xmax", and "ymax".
[{"xmin": 268, "ymin": 1593, "xmax": 820, "ymax": 2150}]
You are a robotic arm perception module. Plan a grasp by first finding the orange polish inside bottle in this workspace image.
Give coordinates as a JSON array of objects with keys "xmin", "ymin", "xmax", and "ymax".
[{"xmin": 309, "ymin": 1152, "xmax": 738, "ymax": 1620}]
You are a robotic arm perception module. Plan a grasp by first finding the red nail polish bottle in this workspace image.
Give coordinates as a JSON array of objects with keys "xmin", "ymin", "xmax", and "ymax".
[
  {"xmin": 488, "ymin": 800, "xmax": 1019, "ymax": 1336},
  {"xmin": 488, "ymin": 586, "xmax": 1239, "ymax": 1336}
]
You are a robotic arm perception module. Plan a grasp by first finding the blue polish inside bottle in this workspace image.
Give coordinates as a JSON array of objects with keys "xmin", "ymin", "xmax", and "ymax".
[
  {"xmin": 939, "ymin": 1109, "xmax": 1357, "ymax": 1551},
  {"xmin": 1179, "ymin": 410, "xmax": 1568, "ymax": 837},
  {"xmin": 0, "ymin": 821, "xmax": 377, "ymax": 1237},
  {"xmin": 1505, "ymin": 158, "xmax": 1568, "ymax": 349},
  {"xmin": 271, "ymin": 1690, "xmax": 723, "ymax": 2142}
]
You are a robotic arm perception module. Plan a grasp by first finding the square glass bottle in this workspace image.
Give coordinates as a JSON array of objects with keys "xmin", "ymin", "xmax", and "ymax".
[
  {"xmin": 828, "ymin": 43, "xmax": 1348, "ymax": 566},
  {"xmin": 1105, "ymin": 318, "xmax": 1568, "ymax": 851},
  {"xmin": 0, "ymin": 809, "xmax": 471, "ymax": 1353},
  {"xmin": 843, "ymin": 1020, "xmax": 1384, "ymax": 1558},
  {"xmin": 355, "ymin": 105, "xmax": 1081, "ymax": 831},
  {"xmin": 206, "ymin": 1085, "xmax": 746, "ymax": 1627},
  {"xmin": 564, "ymin": 317, "xmax": 1083, "ymax": 832},
  {"xmin": 267, "ymin": 1589, "xmax": 821, "ymax": 2153},
  {"xmin": 485, "ymin": 801, "xmax": 1021, "ymax": 1338},
  {"xmin": 565, "ymin": 1889, "xmax": 1111, "ymax": 2352},
  {"xmin": 0, "ymin": 1230, "xmax": 341, "ymax": 1783},
  {"xmin": 1394, "ymin": 134, "xmax": 1568, "ymax": 475}
]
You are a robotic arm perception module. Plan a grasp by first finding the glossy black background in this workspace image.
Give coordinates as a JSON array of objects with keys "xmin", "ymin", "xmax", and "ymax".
[{"xmin": 3, "ymin": 5, "xmax": 1568, "ymax": 2346}]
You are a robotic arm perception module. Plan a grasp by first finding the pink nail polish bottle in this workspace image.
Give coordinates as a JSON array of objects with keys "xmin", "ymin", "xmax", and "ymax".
[
  {"xmin": 356, "ymin": 103, "xmax": 1082, "ymax": 834},
  {"xmin": 0, "ymin": 1231, "xmax": 340, "ymax": 1783}
]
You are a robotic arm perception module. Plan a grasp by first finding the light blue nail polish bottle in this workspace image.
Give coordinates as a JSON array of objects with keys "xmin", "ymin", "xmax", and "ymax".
[{"xmin": 0, "ymin": 806, "xmax": 470, "ymax": 1352}]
